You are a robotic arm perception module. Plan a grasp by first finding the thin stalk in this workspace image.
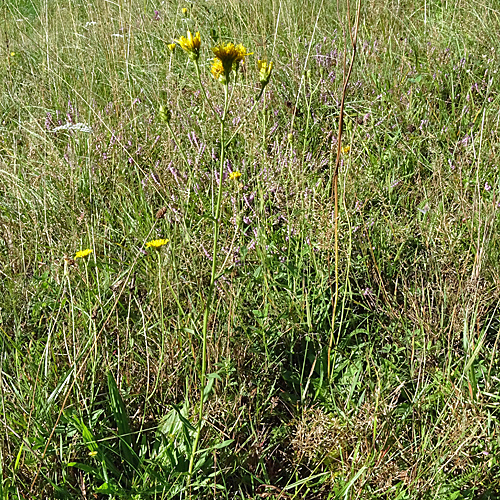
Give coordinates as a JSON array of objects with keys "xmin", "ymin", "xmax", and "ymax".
[
  {"xmin": 194, "ymin": 59, "xmax": 219, "ymax": 122},
  {"xmin": 188, "ymin": 81, "xmax": 229, "ymax": 481},
  {"xmin": 150, "ymin": 251, "xmax": 165, "ymax": 397},
  {"xmin": 327, "ymin": 0, "xmax": 361, "ymax": 379}
]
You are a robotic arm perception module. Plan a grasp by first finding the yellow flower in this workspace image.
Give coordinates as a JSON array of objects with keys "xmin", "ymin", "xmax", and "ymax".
[
  {"xmin": 146, "ymin": 238, "xmax": 169, "ymax": 248},
  {"xmin": 176, "ymin": 30, "xmax": 201, "ymax": 61},
  {"xmin": 10, "ymin": 52, "xmax": 15, "ymax": 57},
  {"xmin": 341, "ymin": 145, "xmax": 350, "ymax": 154},
  {"xmin": 257, "ymin": 59, "xmax": 273, "ymax": 86},
  {"xmin": 168, "ymin": 43, "xmax": 176, "ymax": 52},
  {"xmin": 212, "ymin": 42, "xmax": 252, "ymax": 82},
  {"xmin": 88, "ymin": 450, "xmax": 98, "ymax": 457},
  {"xmin": 75, "ymin": 248, "xmax": 93, "ymax": 259},
  {"xmin": 210, "ymin": 58, "xmax": 225, "ymax": 81},
  {"xmin": 182, "ymin": 7, "xmax": 188, "ymax": 16},
  {"xmin": 229, "ymin": 171, "xmax": 242, "ymax": 181}
]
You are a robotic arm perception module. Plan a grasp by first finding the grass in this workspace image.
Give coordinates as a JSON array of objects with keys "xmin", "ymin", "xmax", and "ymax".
[{"xmin": 1, "ymin": 0, "xmax": 500, "ymax": 498}]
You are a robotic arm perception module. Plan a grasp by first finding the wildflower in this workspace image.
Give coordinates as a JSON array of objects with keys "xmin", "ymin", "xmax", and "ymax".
[
  {"xmin": 341, "ymin": 145, "xmax": 350, "ymax": 154},
  {"xmin": 176, "ymin": 30, "xmax": 201, "ymax": 61},
  {"xmin": 10, "ymin": 52, "xmax": 15, "ymax": 57},
  {"xmin": 229, "ymin": 171, "xmax": 242, "ymax": 181},
  {"xmin": 88, "ymin": 450, "xmax": 98, "ymax": 457},
  {"xmin": 52, "ymin": 122, "xmax": 93, "ymax": 133},
  {"xmin": 212, "ymin": 42, "xmax": 252, "ymax": 82},
  {"xmin": 485, "ymin": 182, "xmax": 492, "ymax": 191},
  {"xmin": 182, "ymin": 7, "xmax": 188, "ymax": 16},
  {"xmin": 146, "ymin": 238, "xmax": 169, "ymax": 248},
  {"xmin": 210, "ymin": 58, "xmax": 225, "ymax": 82},
  {"xmin": 168, "ymin": 43, "xmax": 176, "ymax": 52},
  {"xmin": 75, "ymin": 248, "xmax": 93, "ymax": 259},
  {"xmin": 257, "ymin": 59, "xmax": 273, "ymax": 86}
]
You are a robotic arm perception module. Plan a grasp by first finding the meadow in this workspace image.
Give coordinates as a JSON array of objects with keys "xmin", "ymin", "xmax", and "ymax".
[{"xmin": 1, "ymin": 0, "xmax": 500, "ymax": 498}]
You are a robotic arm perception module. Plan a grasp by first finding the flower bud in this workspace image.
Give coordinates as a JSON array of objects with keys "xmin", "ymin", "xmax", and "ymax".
[
  {"xmin": 159, "ymin": 105, "xmax": 171, "ymax": 123},
  {"xmin": 258, "ymin": 59, "xmax": 273, "ymax": 87}
]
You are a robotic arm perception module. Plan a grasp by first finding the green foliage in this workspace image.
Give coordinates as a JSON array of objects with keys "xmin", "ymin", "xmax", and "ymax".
[{"xmin": 1, "ymin": 0, "xmax": 500, "ymax": 498}]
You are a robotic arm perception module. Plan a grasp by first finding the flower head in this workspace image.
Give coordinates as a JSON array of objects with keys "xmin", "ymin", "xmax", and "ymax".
[
  {"xmin": 168, "ymin": 43, "xmax": 176, "ymax": 52},
  {"xmin": 341, "ymin": 145, "xmax": 350, "ymax": 154},
  {"xmin": 75, "ymin": 248, "xmax": 93, "ymax": 259},
  {"xmin": 182, "ymin": 7, "xmax": 188, "ymax": 16},
  {"xmin": 176, "ymin": 31, "xmax": 201, "ymax": 61},
  {"xmin": 210, "ymin": 58, "xmax": 225, "ymax": 82},
  {"xmin": 212, "ymin": 42, "xmax": 252, "ymax": 82},
  {"xmin": 257, "ymin": 59, "xmax": 273, "ymax": 86},
  {"xmin": 146, "ymin": 238, "xmax": 169, "ymax": 248},
  {"xmin": 229, "ymin": 171, "xmax": 242, "ymax": 181}
]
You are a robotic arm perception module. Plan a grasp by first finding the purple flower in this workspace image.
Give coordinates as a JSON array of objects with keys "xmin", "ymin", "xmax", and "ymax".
[
  {"xmin": 485, "ymin": 182, "xmax": 492, "ymax": 191},
  {"xmin": 45, "ymin": 113, "xmax": 53, "ymax": 130}
]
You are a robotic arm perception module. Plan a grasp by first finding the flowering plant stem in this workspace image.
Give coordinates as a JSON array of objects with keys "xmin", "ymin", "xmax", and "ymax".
[
  {"xmin": 194, "ymin": 60, "xmax": 218, "ymax": 118},
  {"xmin": 187, "ymin": 80, "xmax": 229, "ymax": 484},
  {"xmin": 327, "ymin": 0, "xmax": 361, "ymax": 379}
]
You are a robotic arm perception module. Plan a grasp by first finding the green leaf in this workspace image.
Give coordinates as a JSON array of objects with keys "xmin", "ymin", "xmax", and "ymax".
[
  {"xmin": 213, "ymin": 439, "xmax": 234, "ymax": 450},
  {"xmin": 107, "ymin": 371, "xmax": 139, "ymax": 469},
  {"xmin": 95, "ymin": 482, "xmax": 118, "ymax": 494},
  {"xmin": 202, "ymin": 372, "xmax": 221, "ymax": 402}
]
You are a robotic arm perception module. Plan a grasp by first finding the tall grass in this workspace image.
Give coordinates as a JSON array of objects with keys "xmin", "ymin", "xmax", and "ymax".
[{"xmin": 1, "ymin": 0, "xmax": 500, "ymax": 498}]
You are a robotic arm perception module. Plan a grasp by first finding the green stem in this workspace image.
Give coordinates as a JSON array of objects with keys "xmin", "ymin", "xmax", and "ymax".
[
  {"xmin": 150, "ymin": 252, "xmax": 165, "ymax": 398},
  {"xmin": 194, "ymin": 60, "xmax": 219, "ymax": 123},
  {"xmin": 188, "ymin": 81, "xmax": 229, "ymax": 482}
]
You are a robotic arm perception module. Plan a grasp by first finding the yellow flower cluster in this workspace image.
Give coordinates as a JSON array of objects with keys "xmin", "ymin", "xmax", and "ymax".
[
  {"xmin": 146, "ymin": 238, "xmax": 169, "ymax": 248},
  {"xmin": 176, "ymin": 31, "xmax": 201, "ymax": 61},
  {"xmin": 341, "ymin": 145, "xmax": 351, "ymax": 154},
  {"xmin": 229, "ymin": 171, "xmax": 242, "ymax": 181},
  {"xmin": 173, "ymin": 30, "xmax": 274, "ymax": 88},
  {"xmin": 75, "ymin": 248, "xmax": 93, "ymax": 259},
  {"xmin": 211, "ymin": 42, "xmax": 252, "ymax": 83}
]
